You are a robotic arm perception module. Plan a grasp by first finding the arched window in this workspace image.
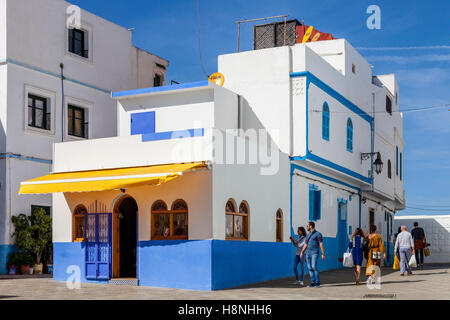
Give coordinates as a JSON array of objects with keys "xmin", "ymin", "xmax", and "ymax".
[
  {"xmin": 73, "ymin": 204, "xmax": 87, "ymax": 242},
  {"xmin": 387, "ymin": 160, "xmax": 392, "ymax": 179},
  {"xmin": 322, "ymin": 102, "xmax": 330, "ymax": 141},
  {"xmin": 386, "ymin": 96, "xmax": 392, "ymax": 115},
  {"xmin": 346, "ymin": 118, "xmax": 353, "ymax": 152},
  {"xmin": 276, "ymin": 209, "xmax": 283, "ymax": 242},
  {"xmin": 225, "ymin": 199, "xmax": 249, "ymax": 240},
  {"xmin": 172, "ymin": 199, "xmax": 188, "ymax": 237},
  {"xmin": 151, "ymin": 200, "xmax": 188, "ymax": 240}
]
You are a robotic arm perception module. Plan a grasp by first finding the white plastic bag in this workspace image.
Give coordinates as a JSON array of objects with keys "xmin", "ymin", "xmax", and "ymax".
[
  {"xmin": 343, "ymin": 250, "xmax": 354, "ymax": 268},
  {"xmin": 409, "ymin": 254, "xmax": 417, "ymax": 268}
]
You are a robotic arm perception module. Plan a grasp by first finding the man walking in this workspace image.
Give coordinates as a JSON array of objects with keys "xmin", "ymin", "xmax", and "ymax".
[
  {"xmin": 300, "ymin": 221, "xmax": 326, "ymax": 288},
  {"xmin": 411, "ymin": 222, "xmax": 426, "ymax": 268},
  {"xmin": 394, "ymin": 226, "xmax": 415, "ymax": 276}
]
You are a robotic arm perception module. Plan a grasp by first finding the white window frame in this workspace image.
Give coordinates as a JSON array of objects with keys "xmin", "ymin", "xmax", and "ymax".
[
  {"xmin": 24, "ymin": 85, "xmax": 56, "ymax": 137},
  {"xmin": 65, "ymin": 21, "xmax": 93, "ymax": 64},
  {"xmin": 64, "ymin": 96, "xmax": 93, "ymax": 141}
]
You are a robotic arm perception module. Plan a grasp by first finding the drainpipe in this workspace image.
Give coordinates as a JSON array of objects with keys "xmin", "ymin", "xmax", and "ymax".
[{"xmin": 60, "ymin": 63, "xmax": 65, "ymax": 143}]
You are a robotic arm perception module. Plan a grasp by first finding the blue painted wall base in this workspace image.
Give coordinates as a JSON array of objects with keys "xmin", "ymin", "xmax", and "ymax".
[
  {"xmin": 0, "ymin": 245, "xmax": 13, "ymax": 275},
  {"xmin": 54, "ymin": 238, "xmax": 393, "ymax": 290}
]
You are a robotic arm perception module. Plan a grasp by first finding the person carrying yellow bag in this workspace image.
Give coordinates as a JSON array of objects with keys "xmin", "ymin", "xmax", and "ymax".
[{"xmin": 393, "ymin": 254, "xmax": 400, "ymax": 270}]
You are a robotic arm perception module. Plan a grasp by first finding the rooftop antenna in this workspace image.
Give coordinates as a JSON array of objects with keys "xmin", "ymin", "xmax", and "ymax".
[{"xmin": 236, "ymin": 14, "xmax": 288, "ymax": 52}]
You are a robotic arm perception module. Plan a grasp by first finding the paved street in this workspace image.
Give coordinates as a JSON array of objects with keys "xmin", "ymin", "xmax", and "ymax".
[{"xmin": 0, "ymin": 264, "xmax": 449, "ymax": 300}]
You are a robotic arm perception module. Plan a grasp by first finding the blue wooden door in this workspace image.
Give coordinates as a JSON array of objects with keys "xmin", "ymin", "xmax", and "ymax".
[
  {"xmin": 337, "ymin": 202, "xmax": 348, "ymax": 262},
  {"xmin": 85, "ymin": 212, "xmax": 112, "ymax": 280}
]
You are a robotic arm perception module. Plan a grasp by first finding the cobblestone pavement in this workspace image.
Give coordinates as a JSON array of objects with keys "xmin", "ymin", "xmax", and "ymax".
[{"xmin": 0, "ymin": 264, "xmax": 449, "ymax": 300}]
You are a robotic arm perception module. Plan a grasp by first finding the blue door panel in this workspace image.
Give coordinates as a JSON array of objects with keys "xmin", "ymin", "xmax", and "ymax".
[
  {"xmin": 131, "ymin": 111, "xmax": 156, "ymax": 135},
  {"xmin": 85, "ymin": 212, "xmax": 112, "ymax": 280}
]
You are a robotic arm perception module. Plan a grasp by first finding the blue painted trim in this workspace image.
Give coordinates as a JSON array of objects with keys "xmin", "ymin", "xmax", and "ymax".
[
  {"xmin": 0, "ymin": 153, "xmax": 52, "ymax": 165},
  {"xmin": 322, "ymin": 102, "xmax": 330, "ymax": 141},
  {"xmin": 291, "ymin": 163, "xmax": 360, "ymax": 192},
  {"xmin": 111, "ymin": 80, "xmax": 210, "ymax": 98},
  {"xmin": 141, "ymin": 128, "xmax": 204, "ymax": 142},
  {"xmin": 5, "ymin": 59, "xmax": 110, "ymax": 94},
  {"xmin": 290, "ymin": 71, "xmax": 373, "ymax": 123},
  {"xmin": 292, "ymin": 153, "xmax": 372, "ymax": 184}
]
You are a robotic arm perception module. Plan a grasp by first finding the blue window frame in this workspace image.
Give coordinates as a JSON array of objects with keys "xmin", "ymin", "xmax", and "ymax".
[
  {"xmin": 309, "ymin": 185, "xmax": 321, "ymax": 221},
  {"xmin": 396, "ymin": 146, "xmax": 399, "ymax": 176},
  {"xmin": 346, "ymin": 118, "xmax": 353, "ymax": 152},
  {"xmin": 400, "ymin": 152, "xmax": 403, "ymax": 181},
  {"xmin": 322, "ymin": 102, "xmax": 330, "ymax": 141}
]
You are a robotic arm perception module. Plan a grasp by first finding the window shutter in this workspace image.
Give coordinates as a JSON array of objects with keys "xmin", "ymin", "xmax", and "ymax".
[
  {"xmin": 83, "ymin": 30, "xmax": 89, "ymax": 58},
  {"xmin": 314, "ymin": 190, "xmax": 321, "ymax": 220},
  {"xmin": 309, "ymin": 188, "xmax": 315, "ymax": 221},
  {"xmin": 69, "ymin": 29, "xmax": 74, "ymax": 53}
]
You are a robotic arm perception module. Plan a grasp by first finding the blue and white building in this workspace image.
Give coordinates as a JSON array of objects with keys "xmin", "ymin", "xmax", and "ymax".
[{"xmin": 19, "ymin": 35, "xmax": 405, "ymax": 289}]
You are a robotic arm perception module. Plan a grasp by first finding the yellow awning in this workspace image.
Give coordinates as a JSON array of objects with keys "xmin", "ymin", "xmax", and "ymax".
[{"xmin": 19, "ymin": 162, "xmax": 205, "ymax": 195}]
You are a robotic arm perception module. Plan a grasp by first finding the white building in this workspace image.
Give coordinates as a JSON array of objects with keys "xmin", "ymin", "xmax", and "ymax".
[
  {"xmin": 0, "ymin": 0, "xmax": 168, "ymax": 274},
  {"xmin": 19, "ymin": 29, "xmax": 405, "ymax": 289}
]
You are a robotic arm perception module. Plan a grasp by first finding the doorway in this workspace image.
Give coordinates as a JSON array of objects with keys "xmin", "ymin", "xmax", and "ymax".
[
  {"xmin": 369, "ymin": 209, "xmax": 375, "ymax": 227},
  {"xmin": 337, "ymin": 200, "xmax": 348, "ymax": 262},
  {"xmin": 113, "ymin": 196, "xmax": 138, "ymax": 279}
]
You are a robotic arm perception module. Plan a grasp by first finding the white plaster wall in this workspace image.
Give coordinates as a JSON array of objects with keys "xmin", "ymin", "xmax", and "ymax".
[
  {"xmin": 218, "ymin": 46, "xmax": 292, "ymax": 155},
  {"xmin": 395, "ymin": 216, "xmax": 450, "ymax": 263},
  {"xmin": 291, "ymin": 167, "xmax": 359, "ymax": 239},
  {"xmin": 53, "ymin": 169, "xmax": 212, "ymax": 242},
  {"xmin": 308, "ymin": 82, "xmax": 372, "ymax": 180},
  {"xmin": 211, "ymin": 132, "xmax": 291, "ymax": 242},
  {"xmin": 0, "ymin": 0, "xmax": 6, "ymax": 61},
  {"xmin": 53, "ymin": 132, "xmax": 213, "ymax": 173},
  {"xmin": 118, "ymin": 89, "xmax": 215, "ymax": 136}
]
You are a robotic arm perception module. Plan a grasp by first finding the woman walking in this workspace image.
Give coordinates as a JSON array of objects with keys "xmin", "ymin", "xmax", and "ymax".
[
  {"xmin": 349, "ymin": 228, "xmax": 366, "ymax": 285},
  {"xmin": 290, "ymin": 227, "xmax": 307, "ymax": 286},
  {"xmin": 365, "ymin": 225, "xmax": 386, "ymax": 281}
]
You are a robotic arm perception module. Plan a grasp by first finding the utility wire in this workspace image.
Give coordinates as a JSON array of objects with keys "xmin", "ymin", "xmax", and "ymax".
[
  {"xmin": 406, "ymin": 206, "xmax": 450, "ymax": 212},
  {"xmin": 195, "ymin": 0, "xmax": 209, "ymax": 78},
  {"xmin": 311, "ymin": 103, "xmax": 450, "ymax": 114}
]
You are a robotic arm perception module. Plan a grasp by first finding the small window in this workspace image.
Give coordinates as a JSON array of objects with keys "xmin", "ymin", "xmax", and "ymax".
[
  {"xmin": 322, "ymin": 102, "xmax": 330, "ymax": 141},
  {"xmin": 68, "ymin": 28, "xmax": 88, "ymax": 58},
  {"xmin": 276, "ymin": 209, "xmax": 283, "ymax": 242},
  {"xmin": 31, "ymin": 205, "xmax": 51, "ymax": 216},
  {"xmin": 225, "ymin": 199, "xmax": 249, "ymax": 240},
  {"xmin": 68, "ymin": 104, "xmax": 88, "ymax": 138},
  {"xmin": 400, "ymin": 152, "xmax": 403, "ymax": 181},
  {"xmin": 396, "ymin": 146, "xmax": 399, "ymax": 176},
  {"xmin": 154, "ymin": 74, "xmax": 163, "ymax": 87},
  {"xmin": 28, "ymin": 94, "xmax": 50, "ymax": 130},
  {"xmin": 386, "ymin": 96, "xmax": 392, "ymax": 115},
  {"xmin": 352, "ymin": 64, "xmax": 356, "ymax": 74},
  {"xmin": 346, "ymin": 118, "xmax": 353, "ymax": 152},
  {"xmin": 387, "ymin": 160, "xmax": 392, "ymax": 179},
  {"xmin": 72, "ymin": 205, "xmax": 87, "ymax": 242},
  {"xmin": 151, "ymin": 200, "xmax": 188, "ymax": 240}
]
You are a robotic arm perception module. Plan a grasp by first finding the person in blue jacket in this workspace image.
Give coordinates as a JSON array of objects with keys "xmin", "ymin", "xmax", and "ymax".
[{"xmin": 348, "ymin": 227, "xmax": 367, "ymax": 285}]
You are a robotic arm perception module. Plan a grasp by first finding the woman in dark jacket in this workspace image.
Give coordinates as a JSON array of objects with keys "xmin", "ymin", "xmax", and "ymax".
[{"xmin": 349, "ymin": 227, "xmax": 366, "ymax": 285}]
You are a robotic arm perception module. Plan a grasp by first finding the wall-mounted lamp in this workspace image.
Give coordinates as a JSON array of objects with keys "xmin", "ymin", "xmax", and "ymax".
[{"xmin": 361, "ymin": 151, "xmax": 383, "ymax": 175}]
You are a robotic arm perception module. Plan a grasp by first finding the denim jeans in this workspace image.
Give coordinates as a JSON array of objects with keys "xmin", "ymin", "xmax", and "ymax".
[
  {"xmin": 293, "ymin": 255, "xmax": 305, "ymax": 282},
  {"xmin": 399, "ymin": 247, "xmax": 412, "ymax": 274},
  {"xmin": 306, "ymin": 253, "xmax": 320, "ymax": 284}
]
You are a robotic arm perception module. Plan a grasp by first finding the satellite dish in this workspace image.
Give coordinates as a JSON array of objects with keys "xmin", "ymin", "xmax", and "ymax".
[
  {"xmin": 208, "ymin": 73, "xmax": 225, "ymax": 86},
  {"xmin": 302, "ymin": 26, "xmax": 314, "ymax": 43}
]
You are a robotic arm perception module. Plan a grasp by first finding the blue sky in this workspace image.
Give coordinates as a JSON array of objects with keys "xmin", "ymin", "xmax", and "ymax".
[{"xmin": 69, "ymin": 0, "xmax": 450, "ymax": 216}]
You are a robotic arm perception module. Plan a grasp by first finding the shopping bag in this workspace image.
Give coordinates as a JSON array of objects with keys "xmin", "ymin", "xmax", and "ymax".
[
  {"xmin": 424, "ymin": 247, "xmax": 431, "ymax": 257},
  {"xmin": 409, "ymin": 254, "xmax": 417, "ymax": 268},
  {"xmin": 393, "ymin": 255, "xmax": 400, "ymax": 270},
  {"xmin": 343, "ymin": 250, "xmax": 354, "ymax": 268}
]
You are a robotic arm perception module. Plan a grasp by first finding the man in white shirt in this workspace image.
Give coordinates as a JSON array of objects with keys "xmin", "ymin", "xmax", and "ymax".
[{"xmin": 394, "ymin": 226, "xmax": 415, "ymax": 276}]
